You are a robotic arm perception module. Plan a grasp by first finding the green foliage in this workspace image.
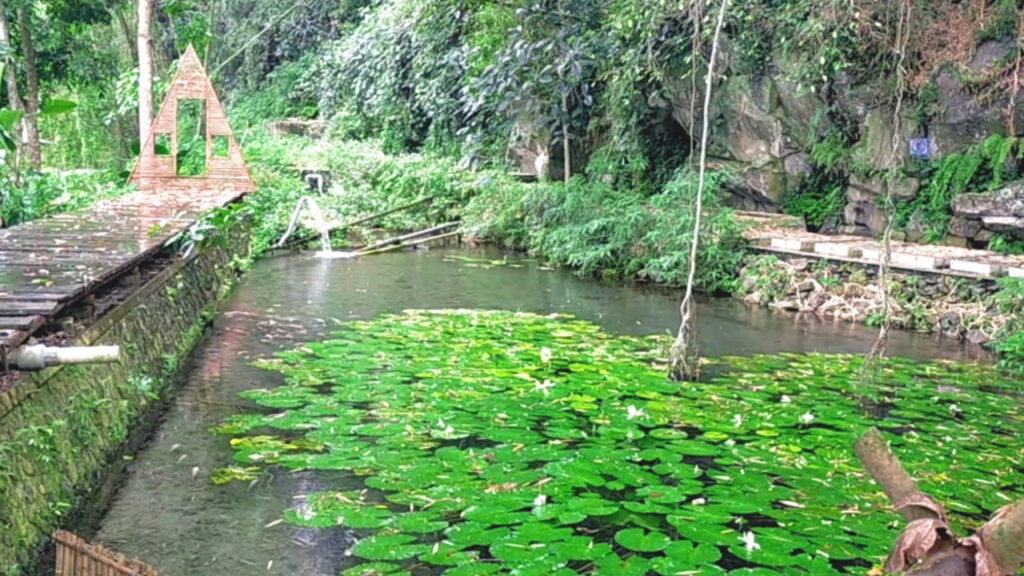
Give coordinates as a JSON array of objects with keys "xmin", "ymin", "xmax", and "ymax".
[
  {"xmin": 215, "ymin": 309, "xmax": 1024, "ymax": 575},
  {"xmin": 0, "ymin": 171, "xmax": 133, "ymax": 226},
  {"xmin": 899, "ymin": 135, "xmax": 1024, "ymax": 242},
  {"xmin": 988, "ymin": 233, "xmax": 1024, "ymax": 256},
  {"xmin": 993, "ymin": 330, "xmax": 1024, "ymax": 374},
  {"xmin": 783, "ymin": 130, "xmax": 853, "ymax": 229},
  {"xmin": 466, "ymin": 166, "xmax": 745, "ymax": 294},
  {"xmin": 228, "ymin": 56, "xmax": 320, "ymax": 128},
  {"xmin": 783, "ymin": 181, "xmax": 845, "ymax": 230},
  {"xmin": 992, "ymin": 278, "xmax": 1024, "ymax": 373}
]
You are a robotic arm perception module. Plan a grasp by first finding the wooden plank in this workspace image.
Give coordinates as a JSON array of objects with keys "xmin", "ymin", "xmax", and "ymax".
[
  {"xmin": 0, "ymin": 300, "xmax": 62, "ymax": 315},
  {"xmin": 0, "ymin": 316, "xmax": 42, "ymax": 330}
]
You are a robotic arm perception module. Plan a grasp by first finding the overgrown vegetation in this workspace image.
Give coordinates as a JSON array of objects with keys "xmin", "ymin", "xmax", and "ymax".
[{"xmin": 897, "ymin": 135, "xmax": 1024, "ymax": 242}]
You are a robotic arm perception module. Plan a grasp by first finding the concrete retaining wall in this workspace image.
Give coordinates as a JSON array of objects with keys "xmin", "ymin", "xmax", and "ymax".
[{"xmin": 0, "ymin": 230, "xmax": 250, "ymax": 575}]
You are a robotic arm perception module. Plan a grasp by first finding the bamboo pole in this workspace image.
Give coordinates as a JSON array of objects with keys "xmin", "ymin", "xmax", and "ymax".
[
  {"xmin": 360, "ymin": 222, "xmax": 459, "ymax": 252},
  {"xmin": 276, "ymin": 196, "xmax": 436, "ymax": 250},
  {"xmin": 354, "ymin": 230, "xmax": 460, "ymax": 257}
]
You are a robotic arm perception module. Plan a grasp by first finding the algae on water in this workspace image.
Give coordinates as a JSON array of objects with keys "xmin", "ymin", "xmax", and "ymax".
[{"xmin": 213, "ymin": 309, "xmax": 1024, "ymax": 575}]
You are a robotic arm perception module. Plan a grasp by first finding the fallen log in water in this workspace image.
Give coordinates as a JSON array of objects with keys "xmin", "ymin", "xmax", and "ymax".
[{"xmin": 855, "ymin": 427, "xmax": 1024, "ymax": 575}]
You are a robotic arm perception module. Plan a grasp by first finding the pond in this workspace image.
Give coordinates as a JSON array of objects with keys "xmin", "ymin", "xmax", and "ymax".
[{"xmin": 92, "ymin": 247, "xmax": 1016, "ymax": 576}]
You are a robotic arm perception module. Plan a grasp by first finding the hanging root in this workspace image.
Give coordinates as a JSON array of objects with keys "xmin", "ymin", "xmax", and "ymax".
[{"xmin": 668, "ymin": 299, "xmax": 699, "ymax": 382}]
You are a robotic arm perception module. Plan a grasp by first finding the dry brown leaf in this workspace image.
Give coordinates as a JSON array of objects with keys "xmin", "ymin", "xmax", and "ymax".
[{"xmin": 886, "ymin": 518, "xmax": 951, "ymax": 574}]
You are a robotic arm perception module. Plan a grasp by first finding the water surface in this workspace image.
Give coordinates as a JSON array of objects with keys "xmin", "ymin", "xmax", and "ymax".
[{"xmin": 93, "ymin": 247, "xmax": 983, "ymax": 575}]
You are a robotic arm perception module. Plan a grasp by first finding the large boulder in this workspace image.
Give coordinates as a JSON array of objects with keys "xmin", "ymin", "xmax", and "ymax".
[
  {"xmin": 769, "ymin": 51, "xmax": 827, "ymax": 149},
  {"xmin": 714, "ymin": 75, "xmax": 789, "ymax": 165},
  {"xmin": 841, "ymin": 175, "xmax": 919, "ymax": 235},
  {"xmin": 951, "ymin": 180, "xmax": 1024, "ymax": 241}
]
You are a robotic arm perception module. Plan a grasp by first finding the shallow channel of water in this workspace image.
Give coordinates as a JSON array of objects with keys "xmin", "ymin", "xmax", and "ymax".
[{"xmin": 92, "ymin": 247, "xmax": 985, "ymax": 575}]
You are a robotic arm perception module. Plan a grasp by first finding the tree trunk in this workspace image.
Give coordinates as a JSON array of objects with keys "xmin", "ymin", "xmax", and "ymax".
[
  {"xmin": 204, "ymin": 0, "xmax": 219, "ymax": 69},
  {"xmin": 561, "ymin": 92, "xmax": 571, "ymax": 184},
  {"xmin": 113, "ymin": 4, "xmax": 138, "ymax": 62},
  {"xmin": 856, "ymin": 427, "xmax": 1024, "ymax": 576},
  {"xmin": 16, "ymin": 5, "xmax": 40, "ymax": 170},
  {"xmin": 0, "ymin": 0, "xmax": 24, "ymax": 181},
  {"xmin": 667, "ymin": 0, "xmax": 727, "ymax": 382},
  {"xmin": 137, "ymin": 0, "xmax": 155, "ymax": 146}
]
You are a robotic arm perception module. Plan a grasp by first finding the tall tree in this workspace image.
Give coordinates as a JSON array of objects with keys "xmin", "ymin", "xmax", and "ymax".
[
  {"xmin": 15, "ymin": 2, "xmax": 40, "ymax": 169},
  {"xmin": 137, "ymin": 0, "xmax": 154, "ymax": 145},
  {"xmin": 0, "ymin": 0, "xmax": 24, "ymax": 171},
  {"xmin": 667, "ymin": 0, "xmax": 727, "ymax": 382}
]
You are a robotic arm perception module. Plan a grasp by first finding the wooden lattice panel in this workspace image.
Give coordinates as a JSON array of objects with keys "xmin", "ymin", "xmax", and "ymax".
[
  {"xmin": 128, "ymin": 45, "xmax": 255, "ymax": 194},
  {"xmin": 53, "ymin": 531, "xmax": 165, "ymax": 576}
]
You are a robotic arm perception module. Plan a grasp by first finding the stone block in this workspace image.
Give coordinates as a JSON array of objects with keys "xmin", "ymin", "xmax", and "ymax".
[
  {"xmin": 814, "ymin": 242, "xmax": 864, "ymax": 258},
  {"xmin": 890, "ymin": 252, "xmax": 950, "ymax": 270},
  {"xmin": 769, "ymin": 237, "xmax": 814, "ymax": 252},
  {"xmin": 949, "ymin": 259, "xmax": 1006, "ymax": 277}
]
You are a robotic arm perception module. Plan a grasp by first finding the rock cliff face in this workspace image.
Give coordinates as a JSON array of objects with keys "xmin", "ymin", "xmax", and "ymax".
[{"xmin": 653, "ymin": 39, "xmax": 1024, "ymax": 238}]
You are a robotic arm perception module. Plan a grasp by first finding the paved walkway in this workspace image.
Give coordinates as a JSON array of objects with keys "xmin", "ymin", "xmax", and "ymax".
[
  {"xmin": 735, "ymin": 211, "xmax": 1024, "ymax": 279},
  {"xmin": 0, "ymin": 188, "xmax": 245, "ymax": 349}
]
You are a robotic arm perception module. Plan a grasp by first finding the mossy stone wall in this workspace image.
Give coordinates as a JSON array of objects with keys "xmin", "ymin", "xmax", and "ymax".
[{"xmin": 0, "ymin": 231, "xmax": 250, "ymax": 575}]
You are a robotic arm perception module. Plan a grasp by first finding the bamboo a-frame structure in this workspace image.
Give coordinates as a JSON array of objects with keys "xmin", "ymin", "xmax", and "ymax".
[{"xmin": 128, "ymin": 44, "xmax": 255, "ymax": 194}]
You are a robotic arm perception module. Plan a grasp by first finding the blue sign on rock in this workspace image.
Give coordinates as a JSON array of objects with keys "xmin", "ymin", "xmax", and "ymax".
[{"xmin": 909, "ymin": 138, "xmax": 931, "ymax": 158}]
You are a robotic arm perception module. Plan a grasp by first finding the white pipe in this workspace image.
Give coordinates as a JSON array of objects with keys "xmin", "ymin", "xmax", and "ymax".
[{"xmin": 10, "ymin": 345, "xmax": 121, "ymax": 371}]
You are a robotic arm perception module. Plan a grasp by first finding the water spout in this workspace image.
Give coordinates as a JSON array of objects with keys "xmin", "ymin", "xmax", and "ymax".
[{"xmin": 274, "ymin": 196, "xmax": 339, "ymax": 256}]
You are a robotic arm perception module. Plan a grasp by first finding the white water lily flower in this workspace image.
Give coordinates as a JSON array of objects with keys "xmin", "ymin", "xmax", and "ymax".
[
  {"xmin": 626, "ymin": 405, "xmax": 645, "ymax": 420},
  {"xmin": 800, "ymin": 412, "xmax": 815, "ymax": 424},
  {"xmin": 535, "ymin": 379, "xmax": 556, "ymax": 397},
  {"xmin": 540, "ymin": 347, "xmax": 553, "ymax": 363},
  {"xmin": 780, "ymin": 395, "xmax": 792, "ymax": 404},
  {"xmin": 534, "ymin": 494, "xmax": 547, "ymax": 507},
  {"xmin": 741, "ymin": 531, "xmax": 761, "ymax": 553},
  {"xmin": 733, "ymin": 414, "xmax": 742, "ymax": 427}
]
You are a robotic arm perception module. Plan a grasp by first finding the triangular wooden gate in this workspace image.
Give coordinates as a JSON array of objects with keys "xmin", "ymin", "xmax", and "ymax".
[{"xmin": 129, "ymin": 45, "xmax": 255, "ymax": 194}]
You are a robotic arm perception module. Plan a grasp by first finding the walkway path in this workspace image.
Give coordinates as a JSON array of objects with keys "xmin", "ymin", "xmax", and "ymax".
[
  {"xmin": 0, "ymin": 188, "xmax": 245, "ymax": 350},
  {"xmin": 736, "ymin": 211, "xmax": 1024, "ymax": 279}
]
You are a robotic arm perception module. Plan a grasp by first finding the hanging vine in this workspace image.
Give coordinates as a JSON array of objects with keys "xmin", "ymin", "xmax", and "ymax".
[
  {"xmin": 863, "ymin": 0, "xmax": 912, "ymax": 374},
  {"xmin": 668, "ymin": 0, "xmax": 727, "ymax": 382}
]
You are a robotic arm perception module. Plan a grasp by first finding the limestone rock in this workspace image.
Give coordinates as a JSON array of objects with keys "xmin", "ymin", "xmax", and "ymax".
[
  {"xmin": 951, "ymin": 181, "xmax": 1024, "ymax": 241},
  {"xmin": 844, "ymin": 201, "xmax": 888, "ymax": 236},
  {"xmin": 850, "ymin": 107, "xmax": 916, "ymax": 173},
  {"xmin": 930, "ymin": 71, "xmax": 1005, "ymax": 156}
]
